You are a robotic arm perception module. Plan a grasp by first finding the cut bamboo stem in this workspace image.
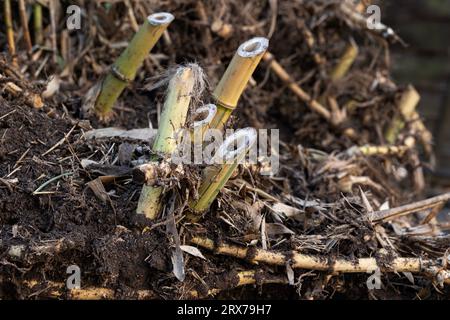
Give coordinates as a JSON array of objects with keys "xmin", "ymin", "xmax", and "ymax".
[
  {"xmin": 4, "ymin": 0, "xmax": 17, "ymax": 67},
  {"xmin": 263, "ymin": 52, "xmax": 331, "ymax": 120},
  {"xmin": 136, "ymin": 65, "xmax": 197, "ymax": 220},
  {"xmin": 189, "ymin": 128, "xmax": 257, "ymax": 215},
  {"xmin": 190, "ymin": 236, "xmax": 450, "ymax": 285},
  {"xmin": 33, "ymin": 2, "xmax": 43, "ymax": 45},
  {"xmin": 330, "ymin": 41, "xmax": 359, "ymax": 81},
  {"xmin": 94, "ymin": 12, "xmax": 174, "ymax": 118},
  {"xmin": 209, "ymin": 37, "xmax": 269, "ymax": 130},
  {"xmin": 371, "ymin": 192, "xmax": 450, "ymax": 223},
  {"xmin": 385, "ymin": 85, "xmax": 420, "ymax": 144},
  {"xmin": 18, "ymin": 0, "xmax": 33, "ymax": 54}
]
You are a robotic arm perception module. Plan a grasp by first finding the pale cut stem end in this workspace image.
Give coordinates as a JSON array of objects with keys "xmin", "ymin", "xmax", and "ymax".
[{"xmin": 189, "ymin": 128, "xmax": 257, "ymax": 215}]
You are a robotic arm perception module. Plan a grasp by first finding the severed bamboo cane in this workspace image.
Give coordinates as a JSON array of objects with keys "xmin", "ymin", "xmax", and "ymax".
[
  {"xmin": 94, "ymin": 12, "xmax": 174, "ymax": 118},
  {"xmin": 189, "ymin": 128, "xmax": 257, "ymax": 215},
  {"xmin": 136, "ymin": 65, "xmax": 197, "ymax": 220},
  {"xmin": 18, "ymin": 0, "xmax": 33, "ymax": 54},
  {"xmin": 208, "ymin": 37, "xmax": 269, "ymax": 130},
  {"xmin": 371, "ymin": 192, "xmax": 450, "ymax": 223},
  {"xmin": 190, "ymin": 236, "xmax": 450, "ymax": 285}
]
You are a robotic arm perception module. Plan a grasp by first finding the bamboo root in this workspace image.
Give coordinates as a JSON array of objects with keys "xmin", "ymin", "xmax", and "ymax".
[
  {"xmin": 190, "ymin": 236, "xmax": 450, "ymax": 285},
  {"xmin": 209, "ymin": 37, "xmax": 269, "ymax": 130},
  {"xmin": 94, "ymin": 12, "xmax": 174, "ymax": 118},
  {"xmin": 371, "ymin": 192, "xmax": 450, "ymax": 223}
]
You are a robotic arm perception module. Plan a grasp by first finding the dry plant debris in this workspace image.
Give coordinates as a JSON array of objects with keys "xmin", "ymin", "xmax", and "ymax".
[{"xmin": 0, "ymin": 0, "xmax": 449, "ymax": 300}]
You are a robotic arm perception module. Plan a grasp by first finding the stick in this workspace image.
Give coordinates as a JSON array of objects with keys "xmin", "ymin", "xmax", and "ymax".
[
  {"xmin": 263, "ymin": 52, "xmax": 331, "ymax": 120},
  {"xmin": 371, "ymin": 192, "xmax": 450, "ymax": 223},
  {"xmin": 4, "ymin": 0, "xmax": 17, "ymax": 67},
  {"xmin": 33, "ymin": 2, "xmax": 43, "ymax": 45},
  {"xmin": 189, "ymin": 270, "xmax": 288, "ymax": 298},
  {"xmin": 137, "ymin": 65, "xmax": 197, "ymax": 220},
  {"xmin": 18, "ymin": 0, "xmax": 33, "ymax": 54},
  {"xmin": 191, "ymin": 236, "xmax": 450, "ymax": 285}
]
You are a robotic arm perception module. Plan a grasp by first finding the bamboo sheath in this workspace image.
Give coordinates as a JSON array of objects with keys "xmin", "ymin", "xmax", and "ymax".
[
  {"xmin": 94, "ymin": 12, "xmax": 174, "ymax": 117},
  {"xmin": 209, "ymin": 37, "xmax": 269, "ymax": 130}
]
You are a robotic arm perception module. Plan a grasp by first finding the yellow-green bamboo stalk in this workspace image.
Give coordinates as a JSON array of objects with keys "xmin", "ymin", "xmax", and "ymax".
[
  {"xmin": 94, "ymin": 12, "xmax": 174, "ymax": 118},
  {"xmin": 208, "ymin": 37, "xmax": 269, "ymax": 130},
  {"xmin": 330, "ymin": 41, "xmax": 359, "ymax": 81},
  {"xmin": 4, "ymin": 0, "xmax": 17, "ymax": 67},
  {"xmin": 189, "ymin": 128, "xmax": 257, "ymax": 215},
  {"xmin": 33, "ymin": 2, "xmax": 43, "ymax": 45},
  {"xmin": 385, "ymin": 85, "xmax": 420, "ymax": 144},
  {"xmin": 136, "ymin": 65, "xmax": 197, "ymax": 219}
]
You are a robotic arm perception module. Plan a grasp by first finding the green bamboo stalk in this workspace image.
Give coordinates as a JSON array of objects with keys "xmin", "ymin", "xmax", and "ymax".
[
  {"xmin": 136, "ymin": 65, "xmax": 197, "ymax": 220},
  {"xmin": 208, "ymin": 37, "xmax": 269, "ymax": 130},
  {"xmin": 94, "ymin": 12, "xmax": 174, "ymax": 118},
  {"xmin": 189, "ymin": 128, "xmax": 257, "ymax": 216},
  {"xmin": 33, "ymin": 2, "xmax": 43, "ymax": 45}
]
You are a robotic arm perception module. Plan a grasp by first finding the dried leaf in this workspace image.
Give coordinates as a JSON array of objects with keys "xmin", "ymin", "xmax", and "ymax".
[
  {"xmin": 86, "ymin": 178, "xmax": 109, "ymax": 203},
  {"xmin": 180, "ymin": 245, "xmax": 207, "ymax": 260}
]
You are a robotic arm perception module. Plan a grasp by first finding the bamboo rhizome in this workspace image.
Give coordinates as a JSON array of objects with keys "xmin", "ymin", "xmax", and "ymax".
[
  {"xmin": 136, "ymin": 65, "xmax": 198, "ymax": 220},
  {"xmin": 209, "ymin": 37, "xmax": 269, "ymax": 130},
  {"xmin": 385, "ymin": 85, "xmax": 420, "ymax": 144},
  {"xmin": 93, "ymin": 12, "xmax": 174, "ymax": 119},
  {"xmin": 189, "ymin": 127, "xmax": 257, "ymax": 216}
]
